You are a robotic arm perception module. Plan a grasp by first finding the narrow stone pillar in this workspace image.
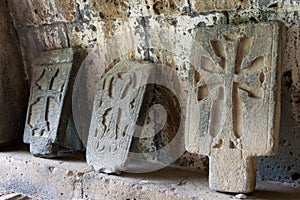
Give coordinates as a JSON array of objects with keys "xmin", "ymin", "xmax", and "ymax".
[
  {"xmin": 186, "ymin": 22, "xmax": 285, "ymax": 193},
  {"xmin": 24, "ymin": 48, "xmax": 74, "ymax": 157},
  {"xmin": 0, "ymin": 0, "xmax": 28, "ymax": 147}
]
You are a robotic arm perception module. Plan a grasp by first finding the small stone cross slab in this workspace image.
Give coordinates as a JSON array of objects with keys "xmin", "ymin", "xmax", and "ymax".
[
  {"xmin": 186, "ymin": 22, "xmax": 284, "ymax": 193},
  {"xmin": 87, "ymin": 61, "xmax": 154, "ymax": 173},
  {"xmin": 24, "ymin": 48, "xmax": 74, "ymax": 157}
]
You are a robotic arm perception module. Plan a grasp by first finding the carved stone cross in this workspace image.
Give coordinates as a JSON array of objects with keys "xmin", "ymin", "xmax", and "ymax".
[
  {"xmin": 24, "ymin": 48, "xmax": 74, "ymax": 157},
  {"xmin": 87, "ymin": 60, "xmax": 185, "ymax": 173},
  {"xmin": 29, "ymin": 68, "xmax": 63, "ymax": 137},
  {"xmin": 186, "ymin": 22, "xmax": 284, "ymax": 193},
  {"xmin": 87, "ymin": 60, "xmax": 153, "ymax": 173}
]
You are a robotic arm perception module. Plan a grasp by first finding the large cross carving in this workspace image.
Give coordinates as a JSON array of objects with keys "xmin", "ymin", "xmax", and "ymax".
[
  {"xmin": 24, "ymin": 48, "xmax": 73, "ymax": 158},
  {"xmin": 30, "ymin": 67, "xmax": 63, "ymax": 137},
  {"xmin": 198, "ymin": 35, "xmax": 265, "ymax": 150},
  {"xmin": 87, "ymin": 61, "xmax": 150, "ymax": 173},
  {"xmin": 186, "ymin": 23, "xmax": 283, "ymax": 193}
]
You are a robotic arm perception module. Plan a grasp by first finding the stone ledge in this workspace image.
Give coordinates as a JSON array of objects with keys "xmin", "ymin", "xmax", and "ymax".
[{"xmin": 0, "ymin": 145, "xmax": 299, "ymax": 200}]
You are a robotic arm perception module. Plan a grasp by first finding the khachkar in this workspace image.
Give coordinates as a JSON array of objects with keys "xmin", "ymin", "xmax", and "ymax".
[
  {"xmin": 24, "ymin": 48, "xmax": 74, "ymax": 157},
  {"xmin": 87, "ymin": 60, "xmax": 185, "ymax": 173},
  {"xmin": 186, "ymin": 22, "xmax": 284, "ymax": 193},
  {"xmin": 87, "ymin": 60, "xmax": 153, "ymax": 173}
]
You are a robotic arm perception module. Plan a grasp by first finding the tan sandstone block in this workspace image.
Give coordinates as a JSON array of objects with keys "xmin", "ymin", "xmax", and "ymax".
[
  {"xmin": 186, "ymin": 22, "xmax": 285, "ymax": 193},
  {"xmin": 8, "ymin": 0, "xmax": 76, "ymax": 26},
  {"xmin": 191, "ymin": 0, "xmax": 250, "ymax": 12}
]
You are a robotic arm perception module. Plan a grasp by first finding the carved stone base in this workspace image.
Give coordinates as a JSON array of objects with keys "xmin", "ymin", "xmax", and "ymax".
[{"xmin": 209, "ymin": 149, "xmax": 257, "ymax": 193}]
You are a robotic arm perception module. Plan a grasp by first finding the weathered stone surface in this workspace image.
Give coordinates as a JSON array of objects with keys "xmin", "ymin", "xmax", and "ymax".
[
  {"xmin": 191, "ymin": 0, "xmax": 250, "ymax": 12},
  {"xmin": 0, "ymin": 0, "xmax": 28, "ymax": 147},
  {"xmin": 0, "ymin": 192, "xmax": 35, "ymax": 200},
  {"xmin": 5, "ymin": 0, "xmax": 300, "ymax": 186},
  {"xmin": 87, "ymin": 60, "xmax": 154, "ymax": 173},
  {"xmin": 0, "ymin": 145, "xmax": 91, "ymax": 200},
  {"xmin": 1, "ymin": 146, "xmax": 299, "ymax": 200},
  {"xmin": 258, "ymin": 23, "xmax": 300, "ymax": 185},
  {"xmin": 20, "ymin": 23, "xmax": 69, "ymax": 64},
  {"xmin": 7, "ymin": 0, "xmax": 76, "ymax": 26},
  {"xmin": 24, "ymin": 48, "xmax": 74, "ymax": 157},
  {"xmin": 87, "ymin": 59, "xmax": 186, "ymax": 173},
  {"xmin": 186, "ymin": 22, "xmax": 284, "ymax": 193}
]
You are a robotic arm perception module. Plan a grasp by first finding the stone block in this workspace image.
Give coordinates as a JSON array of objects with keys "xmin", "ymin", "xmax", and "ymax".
[
  {"xmin": 7, "ymin": 0, "xmax": 76, "ymax": 26},
  {"xmin": 0, "ymin": 145, "xmax": 91, "ymax": 200},
  {"xmin": 17, "ymin": 23, "xmax": 70, "ymax": 69},
  {"xmin": 24, "ymin": 48, "xmax": 74, "ymax": 157},
  {"xmin": 0, "ymin": 0, "xmax": 28, "ymax": 147},
  {"xmin": 191, "ymin": 0, "xmax": 250, "ymax": 12},
  {"xmin": 186, "ymin": 22, "xmax": 285, "ymax": 193}
]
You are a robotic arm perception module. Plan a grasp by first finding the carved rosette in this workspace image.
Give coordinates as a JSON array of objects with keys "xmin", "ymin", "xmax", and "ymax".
[{"xmin": 186, "ymin": 22, "xmax": 284, "ymax": 193}]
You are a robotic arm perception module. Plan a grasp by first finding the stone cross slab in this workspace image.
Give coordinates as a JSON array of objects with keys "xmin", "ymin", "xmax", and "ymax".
[
  {"xmin": 87, "ymin": 60, "xmax": 185, "ymax": 173},
  {"xmin": 87, "ymin": 60, "xmax": 154, "ymax": 173},
  {"xmin": 24, "ymin": 48, "xmax": 74, "ymax": 158},
  {"xmin": 186, "ymin": 22, "xmax": 284, "ymax": 193}
]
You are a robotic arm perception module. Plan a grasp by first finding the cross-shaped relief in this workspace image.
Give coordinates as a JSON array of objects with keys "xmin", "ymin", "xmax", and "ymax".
[
  {"xmin": 29, "ymin": 67, "xmax": 64, "ymax": 137},
  {"xmin": 87, "ymin": 60, "xmax": 186, "ymax": 174},
  {"xmin": 24, "ymin": 48, "xmax": 73, "ymax": 157},
  {"xmin": 198, "ymin": 35, "xmax": 265, "ymax": 150},
  {"xmin": 87, "ymin": 61, "xmax": 152, "ymax": 173},
  {"xmin": 186, "ymin": 23, "xmax": 283, "ymax": 193}
]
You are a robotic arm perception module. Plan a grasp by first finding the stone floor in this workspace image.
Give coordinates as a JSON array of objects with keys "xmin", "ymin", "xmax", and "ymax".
[
  {"xmin": 0, "ymin": 144, "xmax": 299, "ymax": 200},
  {"xmin": 0, "ymin": 192, "xmax": 34, "ymax": 200}
]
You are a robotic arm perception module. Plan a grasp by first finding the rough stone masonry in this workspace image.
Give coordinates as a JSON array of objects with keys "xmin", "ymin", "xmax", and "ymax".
[
  {"xmin": 0, "ymin": 0, "xmax": 299, "ymax": 190},
  {"xmin": 0, "ymin": 0, "xmax": 28, "ymax": 147}
]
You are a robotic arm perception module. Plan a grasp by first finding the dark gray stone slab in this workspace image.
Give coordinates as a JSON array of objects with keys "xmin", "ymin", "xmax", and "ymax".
[{"xmin": 24, "ymin": 48, "xmax": 74, "ymax": 157}]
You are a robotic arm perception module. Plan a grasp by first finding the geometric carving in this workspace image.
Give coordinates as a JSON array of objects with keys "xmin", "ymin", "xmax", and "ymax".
[
  {"xmin": 87, "ymin": 59, "xmax": 186, "ymax": 173},
  {"xmin": 186, "ymin": 22, "xmax": 284, "ymax": 193},
  {"xmin": 87, "ymin": 60, "xmax": 154, "ymax": 173},
  {"xmin": 24, "ymin": 48, "xmax": 74, "ymax": 157}
]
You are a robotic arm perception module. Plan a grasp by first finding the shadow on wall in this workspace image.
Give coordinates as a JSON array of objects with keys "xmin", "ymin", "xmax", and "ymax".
[{"xmin": 257, "ymin": 23, "xmax": 300, "ymax": 185}]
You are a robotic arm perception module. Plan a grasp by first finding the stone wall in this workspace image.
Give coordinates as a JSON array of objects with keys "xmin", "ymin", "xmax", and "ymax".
[
  {"xmin": 0, "ymin": 0, "xmax": 28, "ymax": 147},
  {"xmin": 5, "ymin": 0, "xmax": 300, "ymax": 184}
]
